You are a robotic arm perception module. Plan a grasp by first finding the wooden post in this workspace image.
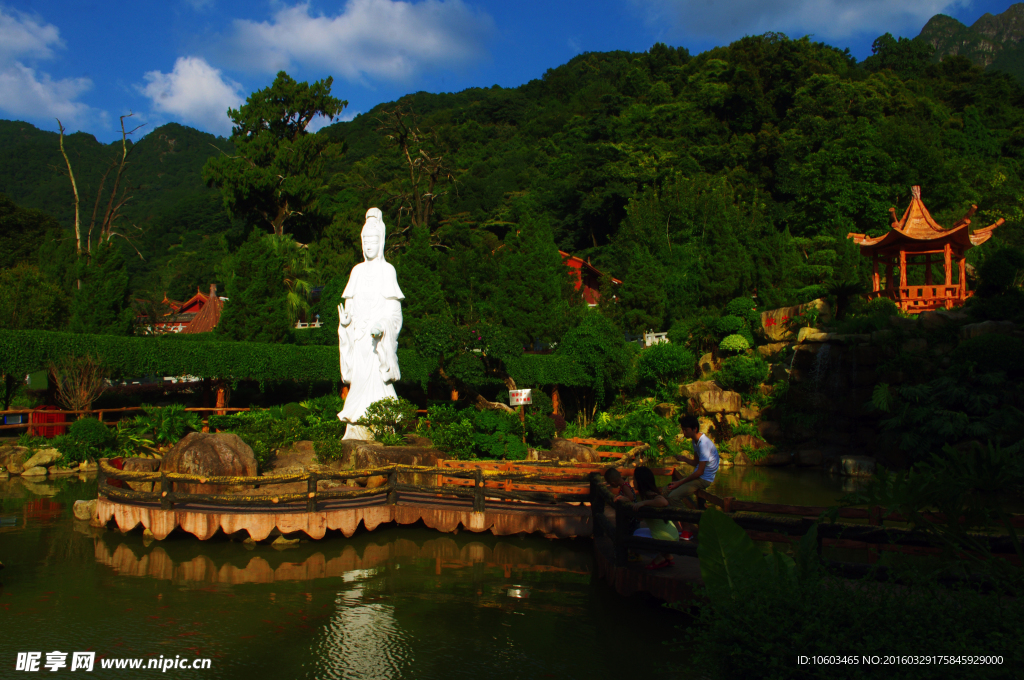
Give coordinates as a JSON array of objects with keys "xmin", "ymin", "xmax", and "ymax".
[
  {"xmin": 307, "ymin": 471, "xmax": 318, "ymax": 512},
  {"xmin": 519, "ymin": 405, "xmax": 525, "ymax": 444},
  {"xmin": 341, "ymin": 385, "xmax": 349, "ymax": 400},
  {"xmin": 614, "ymin": 503, "xmax": 630, "ymax": 567},
  {"xmin": 872, "ymin": 255, "xmax": 879, "ymax": 293},
  {"xmin": 216, "ymin": 387, "xmax": 225, "ymax": 416},
  {"xmin": 944, "ymin": 243, "xmax": 952, "ymax": 286},
  {"xmin": 450, "ymin": 389, "xmax": 459, "ymax": 402},
  {"xmin": 387, "ymin": 468, "xmax": 398, "ymax": 505},
  {"xmin": 473, "ymin": 468, "xmax": 485, "ymax": 513},
  {"xmin": 96, "ymin": 457, "xmax": 107, "ymax": 497},
  {"xmin": 160, "ymin": 472, "xmax": 173, "ymax": 511},
  {"xmin": 899, "ymin": 250, "xmax": 907, "ymax": 288},
  {"xmin": 551, "ymin": 387, "xmax": 560, "ymax": 416},
  {"xmin": 959, "ymin": 257, "xmax": 967, "ymax": 298}
]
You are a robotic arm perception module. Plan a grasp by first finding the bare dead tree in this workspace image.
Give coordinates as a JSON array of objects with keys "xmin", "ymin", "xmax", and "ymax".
[
  {"xmin": 56, "ymin": 113, "xmax": 146, "ymax": 261},
  {"xmin": 49, "ymin": 355, "xmax": 107, "ymax": 413},
  {"xmin": 370, "ymin": 106, "xmax": 456, "ymax": 250}
]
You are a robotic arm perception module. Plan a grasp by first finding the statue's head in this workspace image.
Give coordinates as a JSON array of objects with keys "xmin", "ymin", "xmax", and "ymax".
[{"xmin": 361, "ymin": 207, "xmax": 385, "ymax": 261}]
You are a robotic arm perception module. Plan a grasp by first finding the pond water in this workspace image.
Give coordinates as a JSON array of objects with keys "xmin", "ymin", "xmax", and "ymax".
[{"xmin": 0, "ymin": 465, "xmax": 860, "ymax": 679}]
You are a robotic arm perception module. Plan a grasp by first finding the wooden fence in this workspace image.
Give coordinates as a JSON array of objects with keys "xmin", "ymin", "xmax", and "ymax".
[
  {"xmin": 1, "ymin": 406, "xmax": 251, "ymax": 436},
  {"xmin": 589, "ymin": 474, "xmax": 1023, "ymax": 584}
]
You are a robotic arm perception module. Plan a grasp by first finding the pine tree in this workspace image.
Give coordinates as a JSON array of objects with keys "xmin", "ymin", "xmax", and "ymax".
[
  {"xmin": 494, "ymin": 211, "xmax": 576, "ymax": 348},
  {"xmin": 602, "ymin": 246, "xmax": 667, "ymax": 335},
  {"xmin": 217, "ymin": 231, "xmax": 293, "ymax": 343},
  {"xmin": 68, "ymin": 243, "xmax": 134, "ymax": 335},
  {"xmin": 394, "ymin": 224, "xmax": 447, "ymax": 345}
]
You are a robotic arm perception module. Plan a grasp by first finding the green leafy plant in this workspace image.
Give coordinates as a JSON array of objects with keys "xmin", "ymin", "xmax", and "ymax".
[
  {"xmin": 68, "ymin": 417, "xmax": 114, "ymax": 450},
  {"xmin": 419, "ymin": 404, "xmax": 476, "ymax": 459},
  {"xmin": 716, "ymin": 355, "xmax": 768, "ymax": 392},
  {"xmin": 112, "ymin": 419, "xmax": 153, "ymax": 458},
  {"xmin": 718, "ymin": 334, "xmax": 749, "ymax": 353},
  {"xmin": 132, "ymin": 404, "xmax": 202, "ymax": 445},
  {"xmin": 357, "ymin": 397, "xmax": 417, "ymax": 446},
  {"xmin": 470, "ymin": 408, "xmax": 528, "ymax": 460}
]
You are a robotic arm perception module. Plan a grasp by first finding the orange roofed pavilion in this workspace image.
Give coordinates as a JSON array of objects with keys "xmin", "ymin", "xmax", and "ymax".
[{"xmin": 847, "ymin": 186, "xmax": 1003, "ymax": 313}]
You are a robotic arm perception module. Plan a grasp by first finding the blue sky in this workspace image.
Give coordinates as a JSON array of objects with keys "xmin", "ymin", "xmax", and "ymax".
[{"xmin": 0, "ymin": 0, "xmax": 1016, "ymax": 142}]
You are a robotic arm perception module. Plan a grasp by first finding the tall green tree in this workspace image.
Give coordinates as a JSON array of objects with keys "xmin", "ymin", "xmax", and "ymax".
[
  {"xmin": 204, "ymin": 72, "xmax": 347, "ymax": 239},
  {"xmin": 394, "ymin": 223, "xmax": 448, "ymax": 345},
  {"xmin": 0, "ymin": 264, "xmax": 69, "ymax": 331},
  {"xmin": 217, "ymin": 231, "xmax": 293, "ymax": 343},
  {"xmin": 68, "ymin": 242, "xmax": 134, "ymax": 336},
  {"xmin": 494, "ymin": 208, "xmax": 577, "ymax": 347}
]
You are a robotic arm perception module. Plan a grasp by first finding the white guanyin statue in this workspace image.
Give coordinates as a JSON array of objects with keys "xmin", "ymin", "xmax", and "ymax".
[{"xmin": 337, "ymin": 207, "xmax": 404, "ymax": 440}]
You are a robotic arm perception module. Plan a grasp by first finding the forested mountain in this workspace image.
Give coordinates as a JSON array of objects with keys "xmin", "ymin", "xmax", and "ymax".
[
  {"xmin": 919, "ymin": 3, "xmax": 1024, "ymax": 82},
  {"xmin": 2, "ymin": 27, "xmax": 1024, "ymax": 343}
]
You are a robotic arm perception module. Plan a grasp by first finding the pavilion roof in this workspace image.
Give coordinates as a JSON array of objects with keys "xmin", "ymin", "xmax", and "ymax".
[
  {"xmin": 847, "ymin": 186, "xmax": 1003, "ymax": 253},
  {"xmin": 182, "ymin": 284, "xmax": 224, "ymax": 334}
]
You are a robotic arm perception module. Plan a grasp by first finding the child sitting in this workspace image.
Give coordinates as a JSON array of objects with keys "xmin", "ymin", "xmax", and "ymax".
[{"xmin": 603, "ymin": 467, "xmax": 636, "ymax": 503}]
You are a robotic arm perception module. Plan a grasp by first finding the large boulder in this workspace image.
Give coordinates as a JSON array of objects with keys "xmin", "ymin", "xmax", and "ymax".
[
  {"xmin": 122, "ymin": 458, "xmax": 160, "ymax": 492},
  {"xmin": 534, "ymin": 438, "xmax": 600, "ymax": 463},
  {"xmin": 960, "ymin": 320, "xmax": 1016, "ymax": 340},
  {"xmin": 22, "ymin": 448, "xmax": 62, "ymax": 469},
  {"xmin": 0, "ymin": 446, "xmax": 29, "ymax": 472},
  {"xmin": 695, "ymin": 390, "xmax": 742, "ymax": 414},
  {"xmin": 697, "ymin": 353, "xmax": 720, "ymax": 377},
  {"xmin": 160, "ymin": 433, "xmax": 257, "ymax": 495},
  {"xmin": 679, "ymin": 380, "xmax": 721, "ymax": 400}
]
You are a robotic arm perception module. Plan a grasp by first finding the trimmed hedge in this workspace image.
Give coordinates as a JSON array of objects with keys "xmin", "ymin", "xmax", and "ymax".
[{"xmin": 0, "ymin": 330, "xmax": 587, "ymax": 389}]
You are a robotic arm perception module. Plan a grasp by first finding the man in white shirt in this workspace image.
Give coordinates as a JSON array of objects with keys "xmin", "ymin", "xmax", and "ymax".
[{"xmin": 666, "ymin": 415, "xmax": 719, "ymax": 508}]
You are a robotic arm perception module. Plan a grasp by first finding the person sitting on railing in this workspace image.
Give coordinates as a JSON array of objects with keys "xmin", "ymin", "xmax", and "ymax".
[
  {"xmin": 604, "ymin": 467, "xmax": 635, "ymax": 503},
  {"xmin": 631, "ymin": 466, "xmax": 678, "ymax": 570},
  {"xmin": 666, "ymin": 415, "xmax": 719, "ymax": 510}
]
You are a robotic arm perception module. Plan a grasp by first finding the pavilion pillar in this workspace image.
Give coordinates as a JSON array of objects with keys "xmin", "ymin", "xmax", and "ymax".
[
  {"xmin": 451, "ymin": 389, "xmax": 459, "ymax": 401},
  {"xmin": 551, "ymin": 387, "xmax": 561, "ymax": 415},
  {"xmin": 944, "ymin": 243, "xmax": 952, "ymax": 286},
  {"xmin": 872, "ymin": 255, "xmax": 879, "ymax": 293},
  {"xmin": 925, "ymin": 254, "xmax": 932, "ymax": 285},
  {"xmin": 341, "ymin": 384, "xmax": 349, "ymax": 400},
  {"xmin": 899, "ymin": 250, "xmax": 907, "ymax": 288},
  {"xmin": 958, "ymin": 257, "xmax": 967, "ymax": 299}
]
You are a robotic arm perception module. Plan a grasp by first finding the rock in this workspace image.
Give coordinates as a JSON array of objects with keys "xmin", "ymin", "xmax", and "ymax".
[
  {"xmin": 21, "ymin": 466, "xmax": 47, "ymax": 476},
  {"xmin": 797, "ymin": 327, "xmax": 826, "ymax": 343},
  {"xmin": 160, "ymin": 432, "xmax": 258, "ymax": 495},
  {"xmin": 123, "ymin": 457, "xmax": 159, "ymax": 492},
  {"xmin": 901, "ymin": 338, "xmax": 928, "ymax": 354},
  {"xmin": 697, "ymin": 353, "xmax": 719, "ymax": 377},
  {"xmin": 654, "ymin": 403, "xmax": 677, "ymax": 419},
  {"xmin": 838, "ymin": 455, "xmax": 875, "ymax": 478},
  {"xmin": 870, "ymin": 329, "xmax": 894, "ymax": 344},
  {"xmin": 757, "ymin": 342, "xmax": 790, "ymax": 358},
  {"xmin": 698, "ymin": 417, "xmax": 715, "ymax": 434},
  {"xmin": 695, "ymin": 390, "xmax": 742, "ymax": 414},
  {"xmin": 21, "ymin": 448, "xmax": 61, "ymax": 470},
  {"xmin": 739, "ymin": 404, "xmax": 761, "ymax": 421},
  {"xmin": 919, "ymin": 310, "xmax": 958, "ymax": 330},
  {"xmin": 272, "ymin": 535, "xmax": 301, "ymax": 549},
  {"xmin": 727, "ymin": 434, "xmax": 769, "ymax": 452},
  {"xmin": 758, "ymin": 384, "xmax": 775, "ymax": 397},
  {"xmin": 723, "ymin": 414, "xmax": 740, "ymax": 428},
  {"xmin": 679, "ymin": 380, "xmax": 721, "ymax": 400},
  {"xmin": 48, "ymin": 466, "xmax": 77, "ymax": 477},
  {"xmin": 753, "ymin": 451, "xmax": 794, "ymax": 467},
  {"xmin": 757, "ymin": 421, "xmax": 783, "ymax": 442},
  {"xmin": 795, "ymin": 449, "xmax": 823, "ymax": 466},
  {"xmin": 73, "ymin": 499, "xmax": 97, "ymax": 521},
  {"xmin": 540, "ymin": 438, "xmax": 600, "ymax": 463},
  {"xmin": 365, "ymin": 475, "xmax": 388, "ymax": 489},
  {"xmin": 79, "ymin": 461, "xmax": 97, "ymax": 473},
  {"xmin": 960, "ymin": 320, "xmax": 1015, "ymax": 340},
  {"xmin": 0, "ymin": 446, "xmax": 29, "ymax": 471}
]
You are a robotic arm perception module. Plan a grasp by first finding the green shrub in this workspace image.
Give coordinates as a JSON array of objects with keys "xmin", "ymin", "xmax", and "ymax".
[
  {"xmin": 592, "ymin": 400, "xmax": 679, "ymax": 458},
  {"xmin": 131, "ymin": 404, "xmax": 201, "ymax": 445},
  {"xmin": 717, "ymin": 355, "xmax": 768, "ymax": 392},
  {"xmin": 952, "ymin": 333, "xmax": 1024, "ymax": 377},
  {"xmin": 313, "ymin": 437, "xmax": 346, "ymax": 463},
  {"xmin": 470, "ymin": 409, "xmax": 528, "ymax": 460},
  {"xmin": 420, "ymin": 404, "xmax": 476, "ymax": 459},
  {"xmin": 635, "ymin": 343, "xmax": 696, "ymax": 395},
  {"xmin": 358, "ymin": 397, "xmax": 417, "ymax": 446},
  {"xmin": 718, "ymin": 334, "xmax": 750, "ymax": 353},
  {"xmin": 69, "ymin": 417, "xmax": 114, "ymax": 450},
  {"xmin": 713, "ymin": 315, "xmax": 745, "ymax": 338},
  {"xmin": 51, "ymin": 434, "xmax": 95, "ymax": 466},
  {"xmin": 281, "ymin": 402, "xmax": 309, "ymax": 419},
  {"xmin": 724, "ymin": 297, "xmax": 760, "ymax": 330},
  {"xmin": 300, "ymin": 394, "xmax": 345, "ymax": 424}
]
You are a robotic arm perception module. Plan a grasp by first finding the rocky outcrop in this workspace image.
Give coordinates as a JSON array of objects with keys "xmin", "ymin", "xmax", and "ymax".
[
  {"xmin": 160, "ymin": 432, "xmax": 257, "ymax": 494},
  {"xmin": 22, "ymin": 448, "xmax": 62, "ymax": 470},
  {"xmin": 533, "ymin": 438, "xmax": 600, "ymax": 463},
  {"xmin": 693, "ymin": 390, "xmax": 742, "ymax": 414},
  {"xmin": 123, "ymin": 458, "xmax": 160, "ymax": 492}
]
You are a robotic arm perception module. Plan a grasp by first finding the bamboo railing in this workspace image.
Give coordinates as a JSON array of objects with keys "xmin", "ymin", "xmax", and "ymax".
[{"xmin": 0, "ymin": 406, "xmax": 251, "ymax": 435}]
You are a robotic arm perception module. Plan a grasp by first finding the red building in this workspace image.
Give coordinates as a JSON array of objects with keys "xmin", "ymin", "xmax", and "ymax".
[
  {"xmin": 560, "ymin": 251, "xmax": 621, "ymax": 306},
  {"xmin": 141, "ymin": 284, "xmax": 225, "ymax": 334}
]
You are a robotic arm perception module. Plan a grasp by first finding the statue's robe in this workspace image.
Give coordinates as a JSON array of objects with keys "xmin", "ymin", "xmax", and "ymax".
[{"xmin": 337, "ymin": 259, "xmax": 404, "ymax": 439}]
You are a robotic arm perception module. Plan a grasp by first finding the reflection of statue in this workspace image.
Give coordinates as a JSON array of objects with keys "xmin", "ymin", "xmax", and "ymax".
[{"xmin": 337, "ymin": 208, "xmax": 404, "ymax": 440}]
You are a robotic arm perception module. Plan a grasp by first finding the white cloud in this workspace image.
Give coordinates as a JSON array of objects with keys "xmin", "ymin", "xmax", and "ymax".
[
  {"xmin": 0, "ymin": 8, "xmax": 98, "ymax": 125},
  {"xmin": 220, "ymin": 0, "xmax": 494, "ymax": 82},
  {"xmin": 140, "ymin": 56, "xmax": 244, "ymax": 135},
  {"xmin": 634, "ymin": 0, "xmax": 970, "ymax": 41}
]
